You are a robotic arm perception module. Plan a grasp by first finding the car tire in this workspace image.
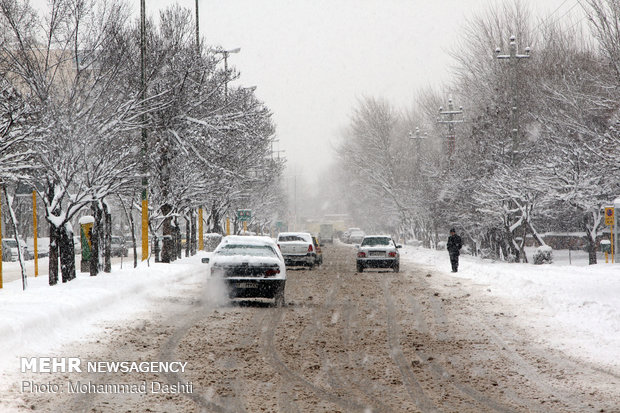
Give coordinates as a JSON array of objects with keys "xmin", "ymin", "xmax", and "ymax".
[
  {"xmin": 393, "ymin": 264, "xmax": 400, "ymax": 273},
  {"xmin": 308, "ymin": 263, "xmax": 315, "ymax": 270},
  {"xmin": 274, "ymin": 290, "xmax": 285, "ymax": 307},
  {"xmin": 357, "ymin": 264, "xmax": 364, "ymax": 273}
]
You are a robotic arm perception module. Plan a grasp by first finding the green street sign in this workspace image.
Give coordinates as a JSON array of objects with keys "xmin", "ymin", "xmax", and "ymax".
[{"xmin": 237, "ymin": 209, "xmax": 252, "ymax": 221}]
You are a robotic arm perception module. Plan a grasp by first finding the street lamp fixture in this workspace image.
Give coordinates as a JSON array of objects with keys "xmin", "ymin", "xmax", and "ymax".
[{"xmin": 215, "ymin": 47, "xmax": 241, "ymax": 101}]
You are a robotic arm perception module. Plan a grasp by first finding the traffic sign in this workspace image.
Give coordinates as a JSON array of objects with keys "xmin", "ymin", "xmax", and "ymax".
[
  {"xmin": 237, "ymin": 209, "xmax": 252, "ymax": 222},
  {"xmin": 605, "ymin": 207, "xmax": 614, "ymax": 226}
]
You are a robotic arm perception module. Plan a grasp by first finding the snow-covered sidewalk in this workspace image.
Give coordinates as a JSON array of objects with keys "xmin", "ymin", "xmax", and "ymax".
[
  {"xmin": 400, "ymin": 246, "xmax": 620, "ymax": 373},
  {"xmin": 0, "ymin": 253, "xmax": 208, "ymax": 372}
]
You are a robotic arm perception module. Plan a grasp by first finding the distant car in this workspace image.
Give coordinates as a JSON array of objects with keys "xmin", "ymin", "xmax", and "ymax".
[
  {"xmin": 343, "ymin": 227, "xmax": 362, "ymax": 243},
  {"xmin": 356, "ymin": 235, "xmax": 401, "ymax": 273},
  {"xmin": 110, "ymin": 236, "xmax": 128, "ymax": 257},
  {"xmin": 276, "ymin": 232, "xmax": 317, "ymax": 268},
  {"xmin": 27, "ymin": 237, "xmax": 50, "ymax": 258},
  {"xmin": 206, "ymin": 235, "xmax": 286, "ymax": 306},
  {"xmin": 1, "ymin": 238, "xmax": 30, "ymax": 262},
  {"xmin": 349, "ymin": 230, "xmax": 366, "ymax": 244}
]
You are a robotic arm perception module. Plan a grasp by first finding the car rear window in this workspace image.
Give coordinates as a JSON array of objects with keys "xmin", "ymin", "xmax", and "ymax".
[
  {"xmin": 216, "ymin": 244, "xmax": 277, "ymax": 257},
  {"xmin": 278, "ymin": 235, "xmax": 306, "ymax": 242},
  {"xmin": 361, "ymin": 237, "xmax": 391, "ymax": 246}
]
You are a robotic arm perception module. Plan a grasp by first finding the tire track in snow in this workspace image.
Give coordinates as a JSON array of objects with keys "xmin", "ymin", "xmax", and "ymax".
[
  {"xmin": 260, "ymin": 307, "xmax": 369, "ymax": 412},
  {"xmin": 381, "ymin": 277, "xmax": 438, "ymax": 412},
  {"xmin": 306, "ymin": 268, "xmax": 392, "ymax": 412},
  {"xmin": 406, "ymin": 290, "xmax": 518, "ymax": 412}
]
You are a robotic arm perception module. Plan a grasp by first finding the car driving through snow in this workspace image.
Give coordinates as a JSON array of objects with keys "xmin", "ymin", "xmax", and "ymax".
[
  {"xmin": 276, "ymin": 232, "xmax": 317, "ymax": 268},
  {"xmin": 206, "ymin": 236, "xmax": 286, "ymax": 306},
  {"xmin": 356, "ymin": 235, "xmax": 401, "ymax": 272}
]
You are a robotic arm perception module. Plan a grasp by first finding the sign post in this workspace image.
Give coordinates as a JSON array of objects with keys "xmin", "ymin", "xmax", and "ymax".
[
  {"xmin": 237, "ymin": 209, "xmax": 251, "ymax": 235},
  {"xmin": 606, "ymin": 206, "xmax": 615, "ymax": 264},
  {"xmin": 32, "ymin": 190, "xmax": 38, "ymax": 277},
  {"xmin": 198, "ymin": 208, "xmax": 204, "ymax": 251}
]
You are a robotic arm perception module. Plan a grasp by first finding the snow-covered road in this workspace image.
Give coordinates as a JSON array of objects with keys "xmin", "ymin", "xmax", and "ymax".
[{"xmin": 0, "ymin": 244, "xmax": 618, "ymax": 412}]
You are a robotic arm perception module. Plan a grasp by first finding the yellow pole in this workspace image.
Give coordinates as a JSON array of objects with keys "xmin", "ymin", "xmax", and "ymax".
[
  {"xmin": 611, "ymin": 224, "xmax": 614, "ymax": 264},
  {"xmin": 605, "ymin": 251, "xmax": 609, "ymax": 264},
  {"xmin": 32, "ymin": 190, "xmax": 38, "ymax": 277},
  {"xmin": 226, "ymin": 218, "xmax": 230, "ymax": 236},
  {"xmin": 243, "ymin": 221, "xmax": 247, "ymax": 234},
  {"xmin": 141, "ymin": 199, "xmax": 148, "ymax": 261},
  {"xmin": 198, "ymin": 208, "xmax": 203, "ymax": 251}
]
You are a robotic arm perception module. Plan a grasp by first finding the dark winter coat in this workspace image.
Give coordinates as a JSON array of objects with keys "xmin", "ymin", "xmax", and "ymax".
[{"xmin": 447, "ymin": 234, "xmax": 462, "ymax": 255}]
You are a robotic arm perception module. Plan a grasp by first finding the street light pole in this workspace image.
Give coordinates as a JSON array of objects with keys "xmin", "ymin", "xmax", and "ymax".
[{"xmin": 495, "ymin": 35, "xmax": 531, "ymax": 164}]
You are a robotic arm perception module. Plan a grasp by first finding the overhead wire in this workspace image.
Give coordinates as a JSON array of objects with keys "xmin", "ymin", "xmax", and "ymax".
[{"xmin": 531, "ymin": 0, "xmax": 584, "ymax": 39}]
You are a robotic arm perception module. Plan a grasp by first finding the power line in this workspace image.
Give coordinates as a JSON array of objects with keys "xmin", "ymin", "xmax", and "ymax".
[{"xmin": 532, "ymin": 0, "xmax": 581, "ymax": 38}]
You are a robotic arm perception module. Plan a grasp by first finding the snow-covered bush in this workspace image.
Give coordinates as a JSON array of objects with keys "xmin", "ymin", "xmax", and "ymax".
[
  {"xmin": 461, "ymin": 244, "xmax": 471, "ymax": 255},
  {"xmin": 533, "ymin": 245, "xmax": 553, "ymax": 265},
  {"xmin": 436, "ymin": 241, "xmax": 447, "ymax": 250}
]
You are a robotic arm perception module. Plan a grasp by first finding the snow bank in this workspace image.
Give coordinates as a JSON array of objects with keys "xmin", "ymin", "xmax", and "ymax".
[
  {"xmin": 400, "ymin": 246, "xmax": 620, "ymax": 372},
  {"xmin": 0, "ymin": 253, "xmax": 209, "ymax": 371}
]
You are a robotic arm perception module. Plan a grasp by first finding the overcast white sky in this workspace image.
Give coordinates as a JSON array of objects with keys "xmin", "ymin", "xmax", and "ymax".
[{"xmin": 35, "ymin": 0, "xmax": 587, "ymax": 179}]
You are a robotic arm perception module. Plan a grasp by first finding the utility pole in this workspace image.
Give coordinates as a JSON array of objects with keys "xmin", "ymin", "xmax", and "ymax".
[
  {"xmin": 140, "ymin": 0, "xmax": 149, "ymax": 261},
  {"xmin": 495, "ymin": 35, "xmax": 531, "ymax": 164},
  {"xmin": 270, "ymin": 139, "xmax": 286, "ymax": 161},
  {"xmin": 195, "ymin": 0, "xmax": 200, "ymax": 53},
  {"xmin": 438, "ymin": 97, "xmax": 464, "ymax": 159},
  {"xmin": 215, "ymin": 48, "xmax": 240, "ymax": 103},
  {"xmin": 409, "ymin": 127, "xmax": 427, "ymax": 176}
]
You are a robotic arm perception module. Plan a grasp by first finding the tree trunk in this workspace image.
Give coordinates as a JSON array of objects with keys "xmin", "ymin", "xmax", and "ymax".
[
  {"xmin": 3, "ymin": 187, "xmax": 28, "ymax": 290},
  {"xmin": 175, "ymin": 217, "xmax": 182, "ymax": 259},
  {"xmin": 583, "ymin": 213, "xmax": 598, "ymax": 265},
  {"xmin": 103, "ymin": 201, "xmax": 111, "ymax": 273},
  {"xmin": 209, "ymin": 201, "xmax": 222, "ymax": 233},
  {"xmin": 185, "ymin": 215, "xmax": 190, "ymax": 258},
  {"xmin": 48, "ymin": 222, "xmax": 59, "ymax": 285},
  {"xmin": 47, "ymin": 183, "xmax": 60, "ymax": 285},
  {"xmin": 90, "ymin": 202, "xmax": 102, "ymax": 276},
  {"xmin": 119, "ymin": 195, "xmax": 138, "ymax": 268},
  {"xmin": 161, "ymin": 203, "xmax": 173, "ymax": 263},
  {"xmin": 59, "ymin": 223, "xmax": 75, "ymax": 282}
]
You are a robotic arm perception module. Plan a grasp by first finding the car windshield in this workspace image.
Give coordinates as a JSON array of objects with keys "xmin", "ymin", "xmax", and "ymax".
[
  {"xmin": 216, "ymin": 244, "xmax": 277, "ymax": 257},
  {"xmin": 361, "ymin": 237, "xmax": 391, "ymax": 246},
  {"xmin": 4, "ymin": 239, "xmax": 18, "ymax": 248},
  {"xmin": 278, "ymin": 235, "xmax": 306, "ymax": 242}
]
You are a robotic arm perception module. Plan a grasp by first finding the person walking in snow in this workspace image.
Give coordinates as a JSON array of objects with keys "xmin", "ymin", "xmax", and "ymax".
[{"xmin": 447, "ymin": 228, "xmax": 462, "ymax": 273}]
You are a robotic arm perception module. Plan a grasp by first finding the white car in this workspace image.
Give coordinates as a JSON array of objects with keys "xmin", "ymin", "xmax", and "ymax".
[
  {"xmin": 206, "ymin": 236, "xmax": 286, "ymax": 306},
  {"xmin": 2, "ymin": 238, "xmax": 30, "ymax": 261},
  {"xmin": 276, "ymin": 232, "xmax": 317, "ymax": 268},
  {"xmin": 348, "ymin": 230, "xmax": 366, "ymax": 244},
  {"xmin": 356, "ymin": 235, "xmax": 401, "ymax": 273}
]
